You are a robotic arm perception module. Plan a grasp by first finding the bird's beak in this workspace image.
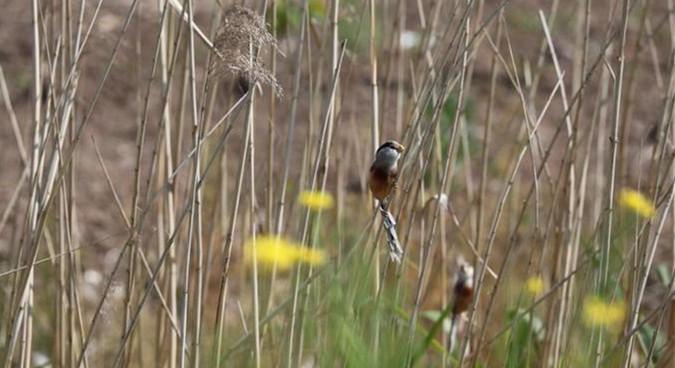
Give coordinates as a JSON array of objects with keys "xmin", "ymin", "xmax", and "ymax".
[{"xmin": 395, "ymin": 142, "xmax": 406, "ymax": 152}]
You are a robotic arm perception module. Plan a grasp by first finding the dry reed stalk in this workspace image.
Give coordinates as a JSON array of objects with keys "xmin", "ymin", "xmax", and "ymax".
[
  {"xmin": 287, "ymin": 39, "xmax": 346, "ymax": 368},
  {"xmin": 537, "ymin": 11, "xmax": 579, "ymax": 365},
  {"xmin": 211, "ymin": 88, "xmax": 253, "ymax": 367},
  {"xmin": 267, "ymin": 0, "xmax": 277, "ymax": 261},
  {"xmin": 75, "ymin": 0, "xmax": 185, "ymax": 365},
  {"xmin": 178, "ymin": 0, "xmax": 204, "ymax": 366},
  {"xmin": 0, "ymin": 65, "xmax": 28, "ymax": 165},
  {"xmin": 406, "ymin": 1, "xmax": 475, "ymax": 363},
  {"xmin": 247, "ymin": 72, "xmax": 261, "ymax": 368},
  {"xmin": 464, "ymin": 49, "xmax": 569, "ymax": 365},
  {"xmin": 4, "ymin": 0, "xmax": 675, "ymax": 366},
  {"xmin": 261, "ymin": 3, "xmax": 309, "ymax": 330},
  {"xmin": 158, "ymin": 2, "xmax": 179, "ymax": 366},
  {"xmin": 369, "ymin": 0, "xmax": 380, "ymax": 154},
  {"xmin": 604, "ymin": 0, "xmax": 630, "ymax": 291},
  {"xmin": 5, "ymin": 1, "xmax": 43, "ymax": 364},
  {"xmin": 475, "ymin": 11, "xmax": 502, "ymax": 271}
]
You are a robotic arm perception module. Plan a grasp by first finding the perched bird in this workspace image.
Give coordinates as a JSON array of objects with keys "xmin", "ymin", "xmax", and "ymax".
[
  {"xmin": 369, "ymin": 140, "xmax": 405, "ymax": 204},
  {"xmin": 448, "ymin": 260, "xmax": 475, "ymax": 356},
  {"xmin": 369, "ymin": 140, "xmax": 405, "ymax": 263},
  {"xmin": 451, "ymin": 261, "xmax": 474, "ymax": 317}
]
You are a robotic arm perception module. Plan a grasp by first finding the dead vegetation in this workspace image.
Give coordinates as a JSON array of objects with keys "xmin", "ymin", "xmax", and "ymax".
[{"xmin": 0, "ymin": 0, "xmax": 674, "ymax": 367}]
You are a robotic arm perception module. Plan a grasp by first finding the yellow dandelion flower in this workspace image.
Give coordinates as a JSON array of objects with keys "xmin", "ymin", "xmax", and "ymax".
[
  {"xmin": 294, "ymin": 246, "xmax": 327, "ymax": 266},
  {"xmin": 245, "ymin": 236, "xmax": 296, "ymax": 269},
  {"xmin": 619, "ymin": 189, "xmax": 656, "ymax": 218},
  {"xmin": 244, "ymin": 235, "xmax": 327, "ymax": 270},
  {"xmin": 298, "ymin": 190, "xmax": 334, "ymax": 211},
  {"xmin": 582, "ymin": 296, "xmax": 625, "ymax": 331},
  {"xmin": 525, "ymin": 276, "xmax": 545, "ymax": 296}
]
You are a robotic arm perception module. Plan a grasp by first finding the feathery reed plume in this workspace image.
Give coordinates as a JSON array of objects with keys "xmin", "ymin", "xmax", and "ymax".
[{"xmin": 211, "ymin": 5, "xmax": 281, "ymax": 94}]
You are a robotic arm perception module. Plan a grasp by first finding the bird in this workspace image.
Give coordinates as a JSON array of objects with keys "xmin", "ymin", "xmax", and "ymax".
[
  {"xmin": 451, "ymin": 261, "xmax": 474, "ymax": 317},
  {"xmin": 369, "ymin": 140, "xmax": 405, "ymax": 205},
  {"xmin": 368, "ymin": 140, "xmax": 405, "ymax": 263},
  {"xmin": 448, "ymin": 260, "xmax": 474, "ymax": 356}
]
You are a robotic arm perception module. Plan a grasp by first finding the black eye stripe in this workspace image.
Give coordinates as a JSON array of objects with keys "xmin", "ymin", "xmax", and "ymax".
[
  {"xmin": 376, "ymin": 141, "xmax": 403, "ymax": 153},
  {"xmin": 377, "ymin": 143, "xmax": 391, "ymax": 152}
]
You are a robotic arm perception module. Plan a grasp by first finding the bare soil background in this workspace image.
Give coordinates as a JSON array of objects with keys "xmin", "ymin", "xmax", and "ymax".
[{"xmin": 1, "ymin": 0, "xmax": 674, "ymax": 365}]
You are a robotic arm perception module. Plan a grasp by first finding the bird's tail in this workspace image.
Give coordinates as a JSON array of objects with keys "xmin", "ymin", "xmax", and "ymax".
[
  {"xmin": 378, "ymin": 203, "xmax": 403, "ymax": 264},
  {"xmin": 448, "ymin": 314, "xmax": 459, "ymax": 355}
]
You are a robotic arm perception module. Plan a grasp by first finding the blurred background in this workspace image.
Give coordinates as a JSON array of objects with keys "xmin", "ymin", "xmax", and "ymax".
[{"xmin": 1, "ymin": 0, "xmax": 674, "ymax": 366}]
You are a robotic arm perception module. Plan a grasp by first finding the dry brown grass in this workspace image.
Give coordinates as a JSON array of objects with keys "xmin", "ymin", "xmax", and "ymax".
[{"xmin": 1, "ymin": 0, "xmax": 674, "ymax": 367}]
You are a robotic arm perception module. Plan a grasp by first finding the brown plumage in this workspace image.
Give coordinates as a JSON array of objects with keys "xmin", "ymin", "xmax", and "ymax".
[
  {"xmin": 368, "ymin": 140, "xmax": 405, "ymax": 263},
  {"xmin": 452, "ymin": 274, "xmax": 474, "ymax": 316},
  {"xmin": 368, "ymin": 140, "xmax": 405, "ymax": 203},
  {"xmin": 452, "ymin": 261, "xmax": 474, "ymax": 316},
  {"xmin": 369, "ymin": 165, "xmax": 397, "ymax": 201},
  {"xmin": 449, "ymin": 261, "xmax": 474, "ymax": 354}
]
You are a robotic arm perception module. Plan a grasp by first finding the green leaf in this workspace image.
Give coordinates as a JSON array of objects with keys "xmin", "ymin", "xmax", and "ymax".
[
  {"xmin": 638, "ymin": 322, "xmax": 666, "ymax": 363},
  {"xmin": 421, "ymin": 310, "xmax": 453, "ymax": 334},
  {"xmin": 505, "ymin": 308, "xmax": 545, "ymax": 366},
  {"xmin": 410, "ymin": 304, "xmax": 454, "ymax": 366},
  {"xmin": 656, "ymin": 263, "xmax": 671, "ymax": 286}
]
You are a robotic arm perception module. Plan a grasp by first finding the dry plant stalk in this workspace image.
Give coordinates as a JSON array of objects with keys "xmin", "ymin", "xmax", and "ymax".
[{"xmin": 4, "ymin": 0, "xmax": 675, "ymax": 366}]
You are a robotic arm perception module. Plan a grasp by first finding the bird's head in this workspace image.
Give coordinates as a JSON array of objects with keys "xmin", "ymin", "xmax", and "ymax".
[
  {"xmin": 455, "ymin": 257, "xmax": 474, "ymax": 289},
  {"xmin": 377, "ymin": 140, "xmax": 405, "ymax": 154}
]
